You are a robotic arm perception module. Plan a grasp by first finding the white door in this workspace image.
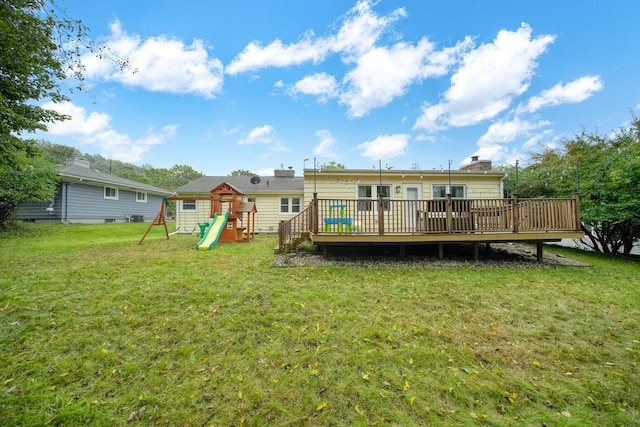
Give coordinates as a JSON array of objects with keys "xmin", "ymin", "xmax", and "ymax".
[{"xmin": 403, "ymin": 185, "xmax": 421, "ymax": 230}]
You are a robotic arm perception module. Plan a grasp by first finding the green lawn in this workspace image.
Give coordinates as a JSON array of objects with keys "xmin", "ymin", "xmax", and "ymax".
[{"xmin": 1, "ymin": 223, "xmax": 638, "ymax": 426}]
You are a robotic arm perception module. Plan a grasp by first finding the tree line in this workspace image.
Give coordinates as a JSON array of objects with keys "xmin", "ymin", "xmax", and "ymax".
[{"xmin": 37, "ymin": 141, "xmax": 204, "ymax": 191}]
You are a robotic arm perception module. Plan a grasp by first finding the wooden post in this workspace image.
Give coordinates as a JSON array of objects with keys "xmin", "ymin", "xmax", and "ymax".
[
  {"xmin": 511, "ymin": 193, "xmax": 519, "ymax": 233},
  {"xmin": 438, "ymin": 243, "xmax": 444, "ymax": 260},
  {"xmin": 139, "ymin": 199, "xmax": 169, "ymax": 244},
  {"xmin": 572, "ymin": 192, "xmax": 581, "ymax": 231},
  {"xmin": 446, "ymin": 194, "xmax": 453, "ymax": 234},
  {"xmin": 536, "ymin": 242, "xmax": 543, "ymax": 263},
  {"xmin": 378, "ymin": 194, "xmax": 385, "ymax": 235},
  {"xmin": 312, "ymin": 193, "xmax": 318, "ymax": 234},
  {"xmin": 473, "ymin": 242, "xmax": 479, "ymax": 261}
]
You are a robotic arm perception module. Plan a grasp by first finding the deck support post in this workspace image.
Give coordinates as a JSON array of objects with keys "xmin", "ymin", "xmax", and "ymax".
[
  {"xmin": 438, "ymin": 243, "xmax": 444, "ymax": 260},
  {"xmin": 446, "ymin": 194, "xmax": 453, "ymax": 234},
  {"xmin": 311, "ymin": 193, "xmax": 318, "ymax": 234},
  {"xmin": 536, "ymin": 242, "xmax": 543, "ymax": 263},
  {"xmin": 511, "ymin": 193, "xmax": 519, "ymax": 233},
  {"xmin": 473, "ymin": 243, "xmax": 479, "ymax": 261},
  {"xmin": 572, "ymin": 193, "xmax": 581, "ymax": 231},
  {"xmin": 399, "ymin": 244, "xmax": 405, "ymax": 258}
]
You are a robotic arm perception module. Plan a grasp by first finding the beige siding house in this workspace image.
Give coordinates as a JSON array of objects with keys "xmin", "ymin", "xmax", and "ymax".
[
  {"xmin": 174, "ymin": 158, "xmax": 507, "ymax": 235},
  {"xmin": 173, "ymin": 169, "xmax": 304, "ymax": 233}
]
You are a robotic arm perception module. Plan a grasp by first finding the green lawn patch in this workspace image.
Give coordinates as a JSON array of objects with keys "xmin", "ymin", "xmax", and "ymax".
[{"xmin": 1, "ymin": 223, "xmax": 638, "ymax": 425}]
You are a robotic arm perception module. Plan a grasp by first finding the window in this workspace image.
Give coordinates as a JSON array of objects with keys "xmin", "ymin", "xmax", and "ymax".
[
  {"xmin": 432, "ymin": 184, "xmax": 466, "ymax": 199},
  {"xmin": 247, "ymin": 196, "xmax": 257, "ymax": 206},
  {"xmin": 136, "ymin": 191, "xmax": 147, "ymax": 203},
  {"xmin": 280, "ymin": 197, "xmax": 301, "ymax": 213},
  {"xmin": 181, "ymin": 200, "xmax": 196, "ymax": 211},
  {"xmin": 104, "ymin": 186, "xmax": 118, "ymax": 200},
  {"xmin": 357, "ymin": 185, "xmax": 391, "ymax": 212}
]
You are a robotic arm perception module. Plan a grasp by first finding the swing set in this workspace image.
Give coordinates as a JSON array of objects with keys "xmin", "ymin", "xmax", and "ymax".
[{"xmin": 138, "ymin": 182, "xmax": 257, "ymax": 246}]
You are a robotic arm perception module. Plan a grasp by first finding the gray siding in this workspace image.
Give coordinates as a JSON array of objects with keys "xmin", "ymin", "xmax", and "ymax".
[
  {"xmin": 18, "ymin": 183, "xmax": 164, "ymax": 223},
  {"xmin": 64, "ymin": 183, "xmax": 162, "ymax": 222}
]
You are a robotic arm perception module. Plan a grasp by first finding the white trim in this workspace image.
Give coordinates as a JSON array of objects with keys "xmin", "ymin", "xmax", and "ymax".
[
  {"xmin": 104, "ymin": 186, "xmax": 118, "ymax": 200},
  {"xmin": 432, "ymin": 184, "xmax": 467, "ymax": 199},
  {"xmin": 180, "ymin": 199, "xmax": 197, "ymax": 211},
  {"xmin": 279, "ymin": 197, "xmax": 301, "ymax": 214},
  {"xmin": 136, "ymin": 191, "xmax": 147, "ymax": 203}
]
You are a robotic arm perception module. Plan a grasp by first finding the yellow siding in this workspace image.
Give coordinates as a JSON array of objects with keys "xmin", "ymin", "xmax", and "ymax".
[
  {"xmin": 175, "ymin": 198, "xmax": 212, "ymax": 232},
  {"xmin": 253, "ymin": 194, "xmax": 282, "ymax": 233},
  {"xmin": 304, "ymin": 171, "xmax": 504, "ymax": 202}
]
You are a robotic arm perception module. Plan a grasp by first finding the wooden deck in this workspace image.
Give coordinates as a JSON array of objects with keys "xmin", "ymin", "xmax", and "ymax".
[{"xmin": 278, "ymin": 194, "xmax": 583, "ymax": 260}]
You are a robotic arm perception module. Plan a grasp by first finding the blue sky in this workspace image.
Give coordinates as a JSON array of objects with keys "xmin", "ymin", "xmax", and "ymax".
[{"xmin": 39, "ymin": 0, "xmax": 640, "ymax": 176}]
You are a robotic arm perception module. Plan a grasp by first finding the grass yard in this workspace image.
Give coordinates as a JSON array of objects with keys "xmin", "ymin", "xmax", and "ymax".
[{"xmin": 1, "ymin": 223, "xmax": 639, "ymax": 426}]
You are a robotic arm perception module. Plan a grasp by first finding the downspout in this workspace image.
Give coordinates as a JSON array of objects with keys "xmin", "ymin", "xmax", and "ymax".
[
  {"xmin": 63, "ymin": 178, "xmax": 83, "ymax": 223},
  {"xmin": 64, "ymin": 183, "xmax": 69, "ymax": 223},
  {"xmin": 499, "ymin": 173, "xmax": 508, "ymax": 198}
]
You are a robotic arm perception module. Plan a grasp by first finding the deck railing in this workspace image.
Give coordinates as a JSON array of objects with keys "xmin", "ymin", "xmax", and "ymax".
[
  {"xmin": 277, "ymin": 203, "xmax": 313, "ymax": 251},
  {"xmin": 278, "ymin": 193, "xmax": 581, "ymax": 251}
]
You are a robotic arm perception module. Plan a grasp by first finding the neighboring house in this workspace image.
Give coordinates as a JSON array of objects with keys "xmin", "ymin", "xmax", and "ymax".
[
  {"xmin": 173, "ymin": 168, "xmax": 303, "ymax": 233},
  {"xmin": 18, "ymin": 158, "xmax": 173, "ymax": 223}
]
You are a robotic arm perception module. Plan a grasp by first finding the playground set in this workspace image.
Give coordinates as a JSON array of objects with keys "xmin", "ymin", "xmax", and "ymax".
[{"xmin": 139, "ymin": 182, "xmax": 257, "ymax": 250}]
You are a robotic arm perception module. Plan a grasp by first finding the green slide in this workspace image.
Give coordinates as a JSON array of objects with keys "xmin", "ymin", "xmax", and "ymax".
[{"xmin": 196, "ymin": 211, "xmax": 229, "ymax": 251}]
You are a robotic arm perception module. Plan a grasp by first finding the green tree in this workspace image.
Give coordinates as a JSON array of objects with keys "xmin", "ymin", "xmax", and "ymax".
[
  {"xmin": 39, "ymin": 140, "xmax": 82, "ymax": 165},
  {"xmin": 516, "ymin": 116, "xmax": 640, "ymax": 255},
  {"xmin": 319, "ymin": 161, "xmax": 346, "ymax": 169},
  {"xmin": 0, "ymin": 0, "xmax": 89, "ymax": 224},
  {"xmin": 229, "ymin": 169, "xmax": 256, "ymax": 176}
]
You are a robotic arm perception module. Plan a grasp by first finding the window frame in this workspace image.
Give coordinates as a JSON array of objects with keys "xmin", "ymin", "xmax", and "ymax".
[
  {"xmin": 181, "ymin": 200, "xmax": 196, "ymax": 211},
  {"xmin": 280, "ymin": 197, "xmax": 301, "ymax": 214},
  {"xmin": 432, "ymin": 184, "xmax": 467, "ymax": 199},
  {"xmin": 136, "ymin": 191, "xmax": 147, "ymax": 203},
  {"xmin": 357, "ymin": 184, "xmax": 391, "ymax": 212},
  {"xmin": 104, "ymin": 186, "xmax": 118, "ymax": 200}
]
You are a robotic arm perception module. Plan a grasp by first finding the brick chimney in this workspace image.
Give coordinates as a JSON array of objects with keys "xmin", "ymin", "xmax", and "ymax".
[
  {"xmin": 66, "ymin": 158, "xmax": 90, "ymax": 168},
  {"xmin": 460, "ymin": 156, "xmax": 492, "ymax": 171},
  {"xmin": 274, "ymin": 166, "xmax": 295, "ymax": 177}
]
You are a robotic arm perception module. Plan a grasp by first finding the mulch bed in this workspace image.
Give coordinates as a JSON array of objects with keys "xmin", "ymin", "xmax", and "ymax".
[{"xmin": 272, "ymin": 242, "xmax": 589, "ymax": 268}]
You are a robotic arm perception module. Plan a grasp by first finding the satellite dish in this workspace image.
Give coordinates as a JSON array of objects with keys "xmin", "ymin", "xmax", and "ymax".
[{"xmin": 250, "ymin": 176, "xmax": 261, "ymax": 185}]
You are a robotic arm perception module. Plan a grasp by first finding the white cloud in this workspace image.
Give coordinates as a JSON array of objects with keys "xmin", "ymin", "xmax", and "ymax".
[
  {"xmin": 477, "ymin": 117, "xmax": 549, "ymax": 147},
  {"xmin": 472, "ymin": 117, "xmax": 550, "ymax": 165},
  {"xmin": 414, "ymin": 23, "xmax": 555, "ymax": 132},
  {"xmin": 43, "ymin": 101, "xmax": 111, "ymax": 137},
  {"xmin": 289, "ymin": 73, "xmax": 338, "ymax": 102},
  {"xmin": 238, "ymin": 125, "xmax": 290, "ymax": 153},
  {"xmin": 329, "ymin": 0, "xmax": 407, "ymax": 64},
  {"xmin": 225, "ymin": 32, "xmax": 328, "ymax": 76},
  {"xmin": 42, "ymin": 101, "xmax": 176, "ymax": 162},
  {"xmin": 357, "ymin": 133, "xmax": 409, "ymax": 161},
  {"xmin": 341, "ymin": 38, "xmax": 470, "ymax": 117},
  {"xmin": 226, "ymin": 0, "xmax": 404, "ymax": 75},
  {"xmin": 313, "ymin": 130, "xmax": 338, "ymax": 157},
  {"xmin": 238, "ymin": 125, "xmax": 277, "ymax": 145},
  {"xmin": 520, "ymin": 75, "xmax": 603, "ymax": 113},
  {"xmin": 82, "ymin": 20, "xmax": 224, "ymax": 98}
]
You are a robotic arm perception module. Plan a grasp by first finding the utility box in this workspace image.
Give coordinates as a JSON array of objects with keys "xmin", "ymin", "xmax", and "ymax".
[{"xmin": 132, "ymin": 215, "xmax": 144, "ymax": 222}]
